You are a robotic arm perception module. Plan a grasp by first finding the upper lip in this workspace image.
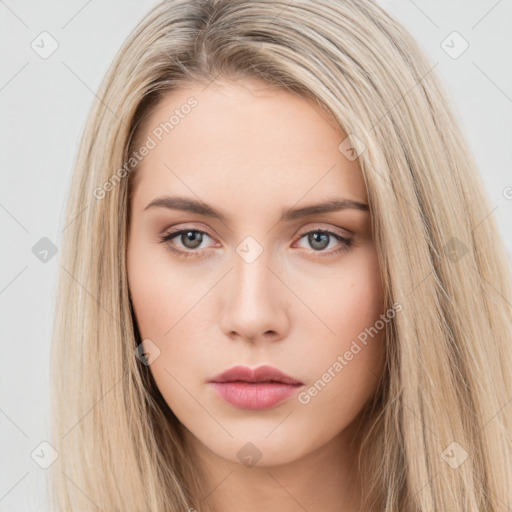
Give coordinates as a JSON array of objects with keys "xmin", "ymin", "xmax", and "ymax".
[{"xmin": 209, "ymin": 365, "xmax": 303, "ymax": 385}]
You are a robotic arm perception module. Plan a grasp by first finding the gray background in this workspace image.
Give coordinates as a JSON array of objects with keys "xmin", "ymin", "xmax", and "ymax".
[{"xmin": 1, "ymin": 1, "xmax": 511, "ymax": 510}]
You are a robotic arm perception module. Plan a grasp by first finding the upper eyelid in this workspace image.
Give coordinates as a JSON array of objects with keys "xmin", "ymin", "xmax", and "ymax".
[{"xmin": 163, "ymin": 223, "xmax": 352, "ymax": 240}]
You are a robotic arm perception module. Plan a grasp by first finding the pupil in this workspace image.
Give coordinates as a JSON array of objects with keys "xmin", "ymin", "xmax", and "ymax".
[
  {"xmin": 183, "ymin": 231, "xmax": 202, "ymax": 249},
  {"xmin": 309, "ymin": 232, "xmax": 329, "ymax": 250}
]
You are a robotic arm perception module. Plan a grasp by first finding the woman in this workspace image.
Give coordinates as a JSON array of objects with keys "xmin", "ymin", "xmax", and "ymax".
[{"xmin": 50, "ymin": 0, "xmax": 512, "ymax": 510}]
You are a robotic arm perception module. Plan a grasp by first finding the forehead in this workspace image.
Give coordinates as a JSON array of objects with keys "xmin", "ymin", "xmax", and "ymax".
[{"xmin": 130, "ymin": 79, "xmax": 367, "ymax": 213}]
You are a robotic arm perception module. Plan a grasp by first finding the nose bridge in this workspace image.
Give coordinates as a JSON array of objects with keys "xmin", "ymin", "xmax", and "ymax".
[
  {"xmin": 219, "ymin": 235, "xmax": 289, "ymax": 342},
  {"xmin": 234, "ymin": 242, "xmax": 272, "ymax": 298},
  {"xmin": 232, "ymin": 236, "xmax": 276, "ymax": 310}
]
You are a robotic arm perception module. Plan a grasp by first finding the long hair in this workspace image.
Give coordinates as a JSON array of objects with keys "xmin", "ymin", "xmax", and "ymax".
[{"xmin": 50, "ymin": 0, "xmax": 512, "ymax": 510}]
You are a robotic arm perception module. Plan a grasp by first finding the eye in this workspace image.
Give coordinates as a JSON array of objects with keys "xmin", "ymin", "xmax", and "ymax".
[
  {"xmin": 159, "ymin": 228, "xmax": 217, "ymax": 259},
  {"xmin": 294, "ymin": 228, "xmax": 353, "ymax": 257},
  {"xmin": 159, "ymin": 226, "xmax": 354, "ymax": 259}
]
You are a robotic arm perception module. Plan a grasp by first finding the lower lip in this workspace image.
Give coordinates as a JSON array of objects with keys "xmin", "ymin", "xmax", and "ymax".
[{"xmin": 211, "ymin": 382, "xmax": 302, "ymax": 410}]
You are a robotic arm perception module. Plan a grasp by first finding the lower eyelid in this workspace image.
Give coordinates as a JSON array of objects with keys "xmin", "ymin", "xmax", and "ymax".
[{"xmin": 296, "ymin": 232, "xmax": 353, "ymax": 253}]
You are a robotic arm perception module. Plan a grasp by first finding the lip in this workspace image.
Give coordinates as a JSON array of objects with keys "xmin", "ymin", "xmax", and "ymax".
[
  {"xmin": 210, "ymin": 364, "xmax": 303, "ymax": 385},
  {"xmin": 209, "ymin": 365, "xmax": 303, "ymax": 410}
]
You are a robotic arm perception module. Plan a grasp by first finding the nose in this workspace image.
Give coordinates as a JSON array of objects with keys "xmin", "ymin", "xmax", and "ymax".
[{"xmin": 218, "ymin": 248, "xmax": 290, "ymax": 345}]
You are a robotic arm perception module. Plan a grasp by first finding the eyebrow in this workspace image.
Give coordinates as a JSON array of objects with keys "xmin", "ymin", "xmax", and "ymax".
[{"xmin": 144, "ymin": 195, "xmax": 369, "ymax": 222}]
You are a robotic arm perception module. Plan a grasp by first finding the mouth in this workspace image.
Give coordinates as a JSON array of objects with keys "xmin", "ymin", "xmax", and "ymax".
[{"xmin": 209, "ymin": 365, "xmax": 303, "ymax": 410}]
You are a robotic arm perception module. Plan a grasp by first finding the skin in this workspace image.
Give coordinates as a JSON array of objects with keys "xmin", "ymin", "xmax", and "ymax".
[{"xmin": 127, "ymin": 78, "xmax": 386, "ymax": 512}]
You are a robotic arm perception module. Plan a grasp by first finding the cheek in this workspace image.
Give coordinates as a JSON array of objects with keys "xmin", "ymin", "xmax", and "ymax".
[
  {"xmin": 301, "ymin": 247, "xmax": 384, "ymax": 350},
  {"xmin": 331, "ymin": 252, "xmax": 384, "ymax": 340},
  {"xmin": 127, "ymin": 239, "xmax": 222, "ymax": 437},
  {"xmin": 127, "ymin": 236, "xmax": 211, "ymax": 388},
  {"xmin": 127, "ymin": 236, "xmax": 186, "ymax": 340},
  {"xmin": 296, "ymin": 249, "xmax": 385, "ymax": 414}
]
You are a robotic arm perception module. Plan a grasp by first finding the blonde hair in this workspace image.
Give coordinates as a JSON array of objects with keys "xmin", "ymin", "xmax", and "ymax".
[{"xmin": 50, "ymin": 0, "xmax": 512, "ymax": 510}]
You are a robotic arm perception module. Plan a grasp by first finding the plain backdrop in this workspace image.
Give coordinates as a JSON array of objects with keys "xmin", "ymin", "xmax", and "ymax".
[{"xmin": 1, "ymin": 1, "xmax": 511, "ymax": 510}]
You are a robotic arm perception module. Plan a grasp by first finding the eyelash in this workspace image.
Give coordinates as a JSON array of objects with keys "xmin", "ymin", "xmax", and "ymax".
[{"xmin": 158, "ymin": 226, "xmax": 354, "ymax": 259}]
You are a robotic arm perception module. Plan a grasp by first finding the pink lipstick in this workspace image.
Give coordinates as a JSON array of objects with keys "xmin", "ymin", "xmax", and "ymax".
[{"xmin": 209, "ymin": 365, "xmax": 303, "ymax": 410}]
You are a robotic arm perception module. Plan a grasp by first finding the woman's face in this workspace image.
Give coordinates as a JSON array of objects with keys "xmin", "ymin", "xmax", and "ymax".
[{"xmin": 127, "ymin": 78, "xmax": 385, "ymax": 468}]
